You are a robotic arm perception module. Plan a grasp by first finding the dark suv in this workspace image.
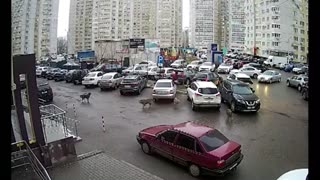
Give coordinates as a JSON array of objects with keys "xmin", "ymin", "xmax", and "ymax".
[
  {"xmin": 119, "ymin": 75, "xmax": 147, "ymax": 95},
  {"xmin": 192, "ymin": 71, "xmax": 223, "ymax": 86},
  {"xmin": 46, "ymin": 68, "xmax": 61, "ymax": 80},
  {"xmin": 65, "ymin": 69, "xmax": 89, "ymax": 84},
  {"xmin": 54, "ymin": 69, "xmax": 68, "ymax": 81},
  {"xmin": 219, "ymin": 79, "xmax": 260, "ymax": 112},
  {"xmin": 25, "ymin": 79, "xmax": 53, "ymax": 103}
]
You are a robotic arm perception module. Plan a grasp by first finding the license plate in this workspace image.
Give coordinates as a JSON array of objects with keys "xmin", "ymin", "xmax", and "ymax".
[
  {"xmin": 229, "ymin": 163, "xmax": 237, "ymax": 170},
  {"xmin": 158, "ymin": 91, "xmax": 167, "ymax": 94},
  {"xmin": 125, "ymin": 85, "xmax": 131, "ymax": 88},
  {"xmin": 248, "ymin": 107, "xmax": 254, "ymax": 109},
  {"xmin": 205, "ymin": 97, "xmax": 213, "ymax": 100}
]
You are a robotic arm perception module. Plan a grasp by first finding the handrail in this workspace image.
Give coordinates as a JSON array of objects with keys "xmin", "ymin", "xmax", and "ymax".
[{"xmin": 11, "ymin": 140, "xmax": 51, "ymax": 180}]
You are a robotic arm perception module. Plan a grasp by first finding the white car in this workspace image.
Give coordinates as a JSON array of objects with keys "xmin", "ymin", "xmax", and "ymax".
[
  {"xmin": 217, "ymin": 63, "xmax": 233, "ymax": 73},
  {"xmin": 82, "ymin": 71, "xmax": 104, "ymax": 88},
  {"xmin": 36, "ymin": 67, "xmax": 49, "ymax": 77},
  {"xmin": 230, "ymin": 66, "xmax": 261, "ymax": 79},
  {"xmin": 147, "ymin": 66, "xmax": 159, "ymax": 80},
  {"xmin": 99, "ymin": 72, "xmax": 124, "ymax": 90},
  {"xmin": 227, "ymin": 73, "xmax": 253, "ymax": 85},
  {"xmin": 277, "ymin": 169, "xmax": 308, "ymax": 180},
  {"xmin": 155, "ymin": 68, "xmax": 174, "ymax": 79},
  {"xmin": 152, "ymin": 79, "xmax": 177, "ymax": 101},
  {"xmin": 257, "ymin": 70, "xmax": 281, "ymax": 83},
  {"xmin": 187, "ymin": 60, "xmax": 203, "ymax": 70},
  {"xmin": 170, "ymin": 59, "xmax": 187, "ymax": 68},
  {"xmin": 123, "ymin": 65, "xmax": 148, "ymax": 75},
  {"xmin": 138, "ymin": 61, "xmax": 156, "ymax": 67},
  {"xmin": 200, "ymin": 54, "xmax": 207, "ymax": 59},
  {"xmin": 187, "ymin": 81, "xmax": 221, "ymax": 111},
  {"xmin": 198, "ymin": 62, "xmax": 216, "ymax": 72}
]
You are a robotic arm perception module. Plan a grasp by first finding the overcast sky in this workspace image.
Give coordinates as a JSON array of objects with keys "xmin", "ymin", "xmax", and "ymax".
[{"xmin": 57, "ymin": 0, "xmax": 190, "ymax": 38}]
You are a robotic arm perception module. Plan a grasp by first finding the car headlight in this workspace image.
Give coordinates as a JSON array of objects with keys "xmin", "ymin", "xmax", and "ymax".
[
  {"xmin": 256, "ymin": 99, "xmax": 260, "ymax": 103},
  {"xmin": 236, "ymin": 99, "xmax": 245, "ymax": 104}
]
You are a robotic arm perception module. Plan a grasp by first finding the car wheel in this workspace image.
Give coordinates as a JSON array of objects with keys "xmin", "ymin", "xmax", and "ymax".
[
  {"xmin": 85, "ymin": 85, "xmax": 89, "ymax": 88},
  {"xmin": 100, "ymin": 88, "xmax": 104, "ymax": 91},
  {"xmin": 278, "ymin": 78, "xmax": 281, "ymax": 82},
  {"xmin": 253, "ymin": 74, "xmax": 258, "ymax": 79},
  {"xmin": 286, "ymin": 81, "xmax": 291, "ymax": 87},
  {"xmin": 73, "ymin": 81, "xmax": 77, "ymax": 85},
  {"xmin": 298, "ymin": 85, "xmax": 302, "ymax": 92},
  {"xmin": 188, "ymin": 164, "xmax": 201, "ymax": 177},
  {"xmin": 97, "ymin": 82, "xmax": 100, "ymax": 87},
  {"xmin": 141, "ymin": 141, "xmax": 152, "ymax": 155},
  {"xmin": 137, "ymin": 88, "xmax": 141, "ymax": 95},
  {"xmin": 231, "ymin": 101, "xmax": 236, "ymax": 112},
  {"xmin": 120, "ymin": 90, "xmax": 124, "ymax": 95},
  {"xmin": 191, "ymin": 100, "xmax": 197, "ymax": 111}
]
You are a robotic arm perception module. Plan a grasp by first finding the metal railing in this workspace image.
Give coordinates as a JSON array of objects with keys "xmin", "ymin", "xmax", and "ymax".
[{"xmin": 11, "ymin": 141, "xmax": 51, "ymax": 180}]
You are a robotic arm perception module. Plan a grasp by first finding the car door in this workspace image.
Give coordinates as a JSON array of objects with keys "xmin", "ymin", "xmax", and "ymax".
[
  {"xmin": 295, "ymin": 76, "xmax": 303, "ymax": 87},
  {"xmin": 152, "ymin": 130, "xmax": 178, "ymax": 161},
  {"xmin": 245, "ymin": 67, "xmax": 255, "ymax": 76},
  {"xmin": 172, "ymin": 133, "xmax": 197, "ymax": 166},
  {"xmin": 187, "ymin": 82, "xmax": 197, "ymax": 99},
  {"xmin": 290, "ymin": 76, "xmax": 298, "ymax": 86},
  {"xmin": 97, "ymin": 72, "xmax": 103, "ymax": 84}
]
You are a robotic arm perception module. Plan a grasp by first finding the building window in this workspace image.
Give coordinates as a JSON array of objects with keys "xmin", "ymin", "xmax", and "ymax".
[
  {"xmin": 294, "ymin": 36, "xmax": 298, "ymax": 41},
  {"xmin": 301, "ymin": 38, "xmax": 305, "ymax": 42},
  {"xmin": 300, "ymin": 21, "xmax": 304, "ymax": 26},
  {"xmin": 262, "ymin": 42, "xmax": 265, "ymax": 46},
  {"xmin": 267, "ymin": 34, "xmax": 270, "ymax": 38},
  {"xmin": 294, "ymin": 28, "xmax": 298, "ymax": 33},
  {"xmin": 293, "ymin": 46, "xmax": 298, "ymax": 50},
  {"xmin": 301, "ymin": 30, "xmax": 305, "ymax": 34},
  {"xmin": 301, "ymin": 47, "xmax": 305, "ymax": 51}
]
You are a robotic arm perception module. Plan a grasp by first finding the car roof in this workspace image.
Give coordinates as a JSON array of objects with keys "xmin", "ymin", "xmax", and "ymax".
[
  {"xmin": 234, "ymin": 73, "xmax": 250, "ymax": 78},
  {"xmin": 124, "ymin": 75, "xmax": 139, "ymax": 79},
  {"xmin": 156, "ymin": 79, "xmax": 172, "ymax": 83},
  {"xmin": 194, "ymin": 81, "xmax": 217, "ymax": 88},
  {"xmin": 104, "ymin": 72, "xmax": 117, "ymax": 75},
  {"xmin": 173, "ymin": 122, "xmax": 213, "ymax": 138}
]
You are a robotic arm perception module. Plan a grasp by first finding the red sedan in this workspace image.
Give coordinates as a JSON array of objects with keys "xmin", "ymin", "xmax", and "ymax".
[{"xmin": 136, "ymin": 122, "xmax": 243, "ymax": 177}]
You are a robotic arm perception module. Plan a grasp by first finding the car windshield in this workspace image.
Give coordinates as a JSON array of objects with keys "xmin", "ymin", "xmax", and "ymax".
[
  {"xmin": 199, "ymin": 130, "xmax": 229, "ymax": 152},
  {"xmin": 233, "ymin": 85, "xmax": 253, "ymax": 95},
  {"xmin": 102, "ymin": 75, "xmax": 113, "ymax": 79},
  {"xmin": 237, "ymin": 78, "xmax": 252, "ymax": 83},
  {"xmin": 203, "ymin": 62, "xmax": 212, "ymax": 66},
  {"xmin": 263, "ymin": 71, "xmax": 274, "ymax": 75},
  {"xmin": 86, "ymin": 73, "xmax": 97, "ymax": 77},
  {"xmin": 156, "ymin": 82, "xmax": 172, "ymax": 88},
  {"xmin": 198, "ymin": 88, "xmax": 218, "ymax": 94}
]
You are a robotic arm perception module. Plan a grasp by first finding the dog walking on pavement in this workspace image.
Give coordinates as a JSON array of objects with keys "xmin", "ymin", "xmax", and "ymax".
[
  {"xmin": 139, "ymin": 98, "xmax": 153, "ymax": 109},
  {"xmin": 80, "ymin": 92, "xmax": 91, "ymax": 103}
]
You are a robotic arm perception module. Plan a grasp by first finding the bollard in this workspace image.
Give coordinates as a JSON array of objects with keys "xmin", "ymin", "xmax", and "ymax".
[
  {"xmin": 73, "ymin": 104, "xmax": 79, "ymax": 137},
  {"xmin": 102, "ymin": 116, "xmax": 106, "ymax": 132}
]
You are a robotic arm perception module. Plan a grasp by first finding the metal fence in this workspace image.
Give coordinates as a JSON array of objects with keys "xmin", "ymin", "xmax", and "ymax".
[
  {"xmin": 39, "ymin": 104, "xmax": 79, "ymax": 143},
  {"xmin": 11, "ymin": 141, "xmax": 51, "ymax": 180}
]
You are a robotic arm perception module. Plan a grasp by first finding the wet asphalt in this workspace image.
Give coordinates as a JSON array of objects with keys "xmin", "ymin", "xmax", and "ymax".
[{"xmin": 46, "ymin": 69, "xmax": 308, "ymax": 180}]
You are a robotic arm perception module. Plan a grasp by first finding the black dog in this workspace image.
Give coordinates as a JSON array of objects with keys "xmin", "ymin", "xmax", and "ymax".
[{"xmin": 80, "ymin": 92, "xmax": 91, "ymax": 103}]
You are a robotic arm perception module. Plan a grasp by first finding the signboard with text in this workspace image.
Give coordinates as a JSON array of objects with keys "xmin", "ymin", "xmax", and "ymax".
[{"xmin": 129, "ymin": 39, "xmax": 145, "ymax": 48}]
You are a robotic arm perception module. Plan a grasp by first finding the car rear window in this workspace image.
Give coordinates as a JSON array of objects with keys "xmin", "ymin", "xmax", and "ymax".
[
  {"xmin": 198, "ymin": 88, "xmax": 218, "ymax": 94},
  {"xmin": 199, "ymin": 130, "xmax": 229, "ymax": 152},
  {"xmin": 102, "ymin": 75, "xmax": 113, "ymax": 79},
  {"xmin": 195, "ymin": 73, "xmax": 207, "ymax": 79},
  {"xmin": 122, "ymin": 78, "xmax": 137, "ymax": 83},
  {"xmin": 156, "ymin": 82, "xmax": 172, "ymax": 88}
]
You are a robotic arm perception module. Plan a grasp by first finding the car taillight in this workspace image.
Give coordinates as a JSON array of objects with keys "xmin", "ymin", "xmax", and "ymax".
[
  {"xmin": 216, "ymin": 159, "xmax": 225, "ymax": 167},
  {"xmin": 195, "ymin": 93, "xmax": 202, "ymax": 96},
  {"xmin": 216, "ymin": 92, "xmax": 220, "ymax": 96}
]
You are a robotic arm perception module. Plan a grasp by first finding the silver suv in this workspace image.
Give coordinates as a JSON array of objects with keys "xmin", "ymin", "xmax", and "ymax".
[{"xmin": 286, "ymin": 75, "xmax": 308, "ymax": 92}]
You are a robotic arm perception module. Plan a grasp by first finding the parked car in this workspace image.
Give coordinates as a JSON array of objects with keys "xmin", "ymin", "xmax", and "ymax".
[
  {"xmin": 152, "ymin": 79, "xmax": 177, "ymax": 101},
  {"xmin": 41, "ymin": 67, "xmax": 52, "ymax": 78},
  {"xmin": 146, "ymin": 66, "xmax": 159, "ymax": 80},
  {"xmin": 230, "ymin": 66, "xmax": 261, "ymax": 79},
  {"xmin": 170, "ymin": 59, "xmax": 187, "ymax": 68},
  {"xmin": 99, "ymin": 72, "xmax": 124, "ymax": 90},
  {"xmin": 301, "ymin": 82, "xmax": 308, "ymax": 101},
  {"xmin": 82, "ymin": 71, "xmax": 104, "ymax": 88},
  {"xmin": 284, "ymin": 63, "xmax": 294, "ymax": 72},
  {"xmin": 119, "ymin": 75, "xmax": 147, "ymax": 95},
  {"xmin": 187, "ymin": 81, "xmax": 221, "ymax": 110},
  {"xmin": 53, "ymin": 69, "xmax": 68, "ymax": 81},
  {"xmin": 187, "ymin": 60, "xmax": 203, "ymax": 70},
  {"xmin": 219, "ymin": 79, "xmax": 260, "ymax": 112},
  {"xmin": 198, "ymin": 61, "xmax": 216, "ymax": 72},
  {"xmin": 227, "ymin": 73, "xmax": 253, "ymax": 85},
  {"xmin": 292, "ymin": 64, "xmax": 305, "ymax": 74},
  {"xmin": 36, "ymin": 66, "xmax": 49, "ymax": 78},
  {"xmin": 257, "ymin": 70, "xmax": 281, "ymax": 83},
  {"xmin": 122, "ymin": 65, "xmax": 148, "ymax": 75},
  {"xmin": 65, "ymin": 69, "xmax": 89, "ymax": 84},
  {"xmin": 286, "ymin": 75, "xmax": 308, "ymax": 92},
  {"xmin": 136, "ymin": 121, "xmax": 243, "ymax": 177},
  {"xmin": 295, "ymin": 66, "xmax": 308, "ymax": 74},
  {"xmin": 217, "ymin": 63, "xmax": 233, "ymax": 74},
  {"xmin": 26, "ymin": 79, "xmax": 53, "ymax": 103},
  {"xmin": 243, "ymin": 63, "xmax": 268, "ymax": 72},
  {"xmin": 138, "ymin": 61, "xmax": 157, "ymax": 67},
  {"xmin": 154, "ymin": 68, "xmax": 174, "ymax": 80},
  {"xmin": 233, "ymin": 60, "xmax": 244, "ymax": 69},
  {"xmin": 279, "ymin": 63, "xmax": 288, "ymax": 70},
  {"xmin": 192, "ymin": 71, "xmax": 223, "ymax": 86},
  {"xmin": 277, "ymin": 169, "xmax": 308, "ymax": 180},
  {"xmin": 46, "ymin": 68, "xmax": 61, "ymax": 80},
  {"xmin": 171, "ymin": 68, "xmax": 196, "ymax": 85},
  {"xmin": 91, "ymin": 63, "xmax": 123, "ymax": 73}
]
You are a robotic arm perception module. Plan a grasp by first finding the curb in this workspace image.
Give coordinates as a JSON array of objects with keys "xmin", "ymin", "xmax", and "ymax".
[{"xmin": 77, "ymin": 150, "xmax": 104, "ymax": 161}]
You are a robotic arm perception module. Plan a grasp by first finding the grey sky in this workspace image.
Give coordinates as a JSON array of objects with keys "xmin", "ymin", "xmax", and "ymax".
[{"xmin": 58, "ymin": 0, "xmax": 190, "ymax": 37}]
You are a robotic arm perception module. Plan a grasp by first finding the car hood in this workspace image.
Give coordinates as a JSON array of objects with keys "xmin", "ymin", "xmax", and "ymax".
[
  {"xmin": 140, "ymin": 125, "xmax": 172, "ymax": 136},
  {"xmin": 234, "ymin": 93, "xmax": 258, "ymax": 101},
  {"xmin": 258, "ymin": 74, "xmax": 273, "ymax": 79},
  {"xmin": 208, "ymin": 141, "xmax": 241, "ymax": 159}
]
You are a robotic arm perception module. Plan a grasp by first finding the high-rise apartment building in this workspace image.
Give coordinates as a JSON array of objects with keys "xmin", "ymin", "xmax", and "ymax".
[
  {"xmin": 228, "ymin": 0, "xmax": 246, "ymax": 51},
  {"xmin": 244, "ymin": 0, "xmax": 308, "ymax": 62},
  {"xmin": 12, "ymin": 0, "xmax": 59, "ymax": 60},
  {"xmin": 220, "ymin": 0, "xmax": 229, "ymax": 49},
  {"xmin": 190, "ymin": 0, "xmax": 221, "ymax": 49}
]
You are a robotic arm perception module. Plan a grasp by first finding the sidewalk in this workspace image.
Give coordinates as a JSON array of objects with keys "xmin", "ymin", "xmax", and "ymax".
[{"xmin": 48, "ymin": 150, "xmax": 163, "ymax": 180}]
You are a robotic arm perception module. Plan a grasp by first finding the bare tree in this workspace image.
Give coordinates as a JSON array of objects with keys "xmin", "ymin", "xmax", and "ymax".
[{"xmin": 57, "ymin": 37, "xmax": 67, "ymax": 55}]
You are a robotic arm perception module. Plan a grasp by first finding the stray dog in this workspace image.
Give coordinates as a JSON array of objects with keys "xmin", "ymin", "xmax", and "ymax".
[
  {"xmin": 226, "ymin": 108, "xmax": 233, "ymax": 120},
  {"xmin": 80, "ymin": 92, "xmax": 91, "ymax": 103},
  {"xmin": 139, "ymin": 98, "xmax": 153, "ymax": 109}
]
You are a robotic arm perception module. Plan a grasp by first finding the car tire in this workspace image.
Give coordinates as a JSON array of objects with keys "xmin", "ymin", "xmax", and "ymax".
[
  {"xmin": 253, "ymin": 74, "xmax": 258, "ymax": 79},
  {"xmin": 231, "ymin": 101, "xmax": 237, "ymax": 113},
  {"xmin": 85, "ymin": 85, "xmax": 89, "ymax": 88},
  {"xmin": 286, "ymin": 81, "xmax": 291, "ymax": 87},
  {"xmin": 154, "ymin": 98, "xmax": 157, "ymax": 102},
  {"xmin": 73, "ymin": 81, "xmax": 77, "ymax": 85},
  {"xmin": 120, "ymin": 90, "xmax": 124, "ymax": 95},
  {"xmin": 97, "ymin": 82, "xmax": 100, "ymax": 87},
  {"xmin": 100, "ymin": 88, "xmax": 104, "ymax": 91},
  {"xmin": 298, "ymin": 85, "xmax": 302, "ymax": 92},
  {"xmin": 191, "ymin": 100, "xmax": 197, "ymax": 111},
  {"xmin": 278, "ymin": 78, "xmax": 281, "ymax": 82},
  {"xmin": 188, "ymin": 164, "xmax": 201, "ymax": 177},
  {"xmin": 141, "ymin": 141, "xmax": 152, "ymax": 155}
]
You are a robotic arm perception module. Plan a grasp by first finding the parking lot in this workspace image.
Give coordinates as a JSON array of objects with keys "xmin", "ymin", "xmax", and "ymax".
[{"xmin": 43, "ymin": 69, "xmax": 308, "ymax": 180}]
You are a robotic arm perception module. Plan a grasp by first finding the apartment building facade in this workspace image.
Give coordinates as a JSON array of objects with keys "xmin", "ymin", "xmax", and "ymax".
[
  {"xmin": 244, "ymin": 0, "xmax": 308, "ymax": 62},
  {"xmin": 12, "ymin": 0, "xmax": 59, "ymax": 60},
  {"xmin": 190, "ymin": 0, "xmax": 221, "ymax": 49},
  {"xmin": 228, "ymin": 0, "xmax": 246, "ymax": 51}
]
